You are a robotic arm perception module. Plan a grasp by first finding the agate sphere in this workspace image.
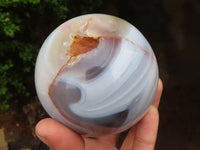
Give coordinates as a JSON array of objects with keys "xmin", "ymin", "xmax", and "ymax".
[{"xmin": 35, "ymin": 14, "xmax": 158, "ymax": 136}]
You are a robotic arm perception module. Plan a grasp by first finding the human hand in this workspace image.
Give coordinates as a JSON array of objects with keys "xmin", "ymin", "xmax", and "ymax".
[{"xmin": 35, "ymin": 79, "xmax": 163, "ymax": 150}]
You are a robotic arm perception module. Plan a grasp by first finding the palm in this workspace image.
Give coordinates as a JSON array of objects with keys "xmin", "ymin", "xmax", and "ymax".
[{"xmin": 83, "ymin": 135, "xmax": 118, "ymax": 150}]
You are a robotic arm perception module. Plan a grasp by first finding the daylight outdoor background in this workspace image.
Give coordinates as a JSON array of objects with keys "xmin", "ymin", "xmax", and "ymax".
[{"xmin": 0, "ymin": 0, "xmax": 199, "ymax": 150}]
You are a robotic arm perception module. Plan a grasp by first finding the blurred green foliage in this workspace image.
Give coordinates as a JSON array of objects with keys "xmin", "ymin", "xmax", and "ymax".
[{"xmin": 0, "ymin": 0, "xmax": 104, "ymax": 110}]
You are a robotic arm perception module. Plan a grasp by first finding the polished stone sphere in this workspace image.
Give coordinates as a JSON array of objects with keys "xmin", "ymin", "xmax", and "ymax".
[{"xmin": 35, "ymin": 14, "xmax": 158, "ymax": 136}]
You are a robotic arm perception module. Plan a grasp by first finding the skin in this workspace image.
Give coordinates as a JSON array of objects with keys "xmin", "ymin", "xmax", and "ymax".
[{"xmin": 35, "ymin": 79, "xmax": 163, "ymax": 150}]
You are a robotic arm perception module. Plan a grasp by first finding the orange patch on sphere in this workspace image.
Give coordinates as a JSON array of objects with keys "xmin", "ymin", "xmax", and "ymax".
[{"xmin": 67, "ymin": 35, "xmax": 100, "ymax": 56}]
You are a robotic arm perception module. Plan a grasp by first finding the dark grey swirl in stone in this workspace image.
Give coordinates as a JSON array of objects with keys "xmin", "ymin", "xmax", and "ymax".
[{"xmin": 49, "ymin": 78, "xmax": 128, "ymax": 128}]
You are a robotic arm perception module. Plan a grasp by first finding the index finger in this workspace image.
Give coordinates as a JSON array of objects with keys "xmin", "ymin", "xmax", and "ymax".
[{"xmin": 152, "ymin": 78, "xmax": 163, "ymax": 108}]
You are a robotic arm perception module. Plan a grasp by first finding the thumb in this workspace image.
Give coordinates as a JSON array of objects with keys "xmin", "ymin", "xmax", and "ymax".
[{"xmin": 35, "ymin": 118, "xmax": 85, "ymax": 150}]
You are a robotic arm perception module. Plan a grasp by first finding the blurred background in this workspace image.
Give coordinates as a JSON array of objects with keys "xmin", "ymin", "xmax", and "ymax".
[{"xmin": 0, "ymin": 0, "xmax": 199, "ymax": 150}]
